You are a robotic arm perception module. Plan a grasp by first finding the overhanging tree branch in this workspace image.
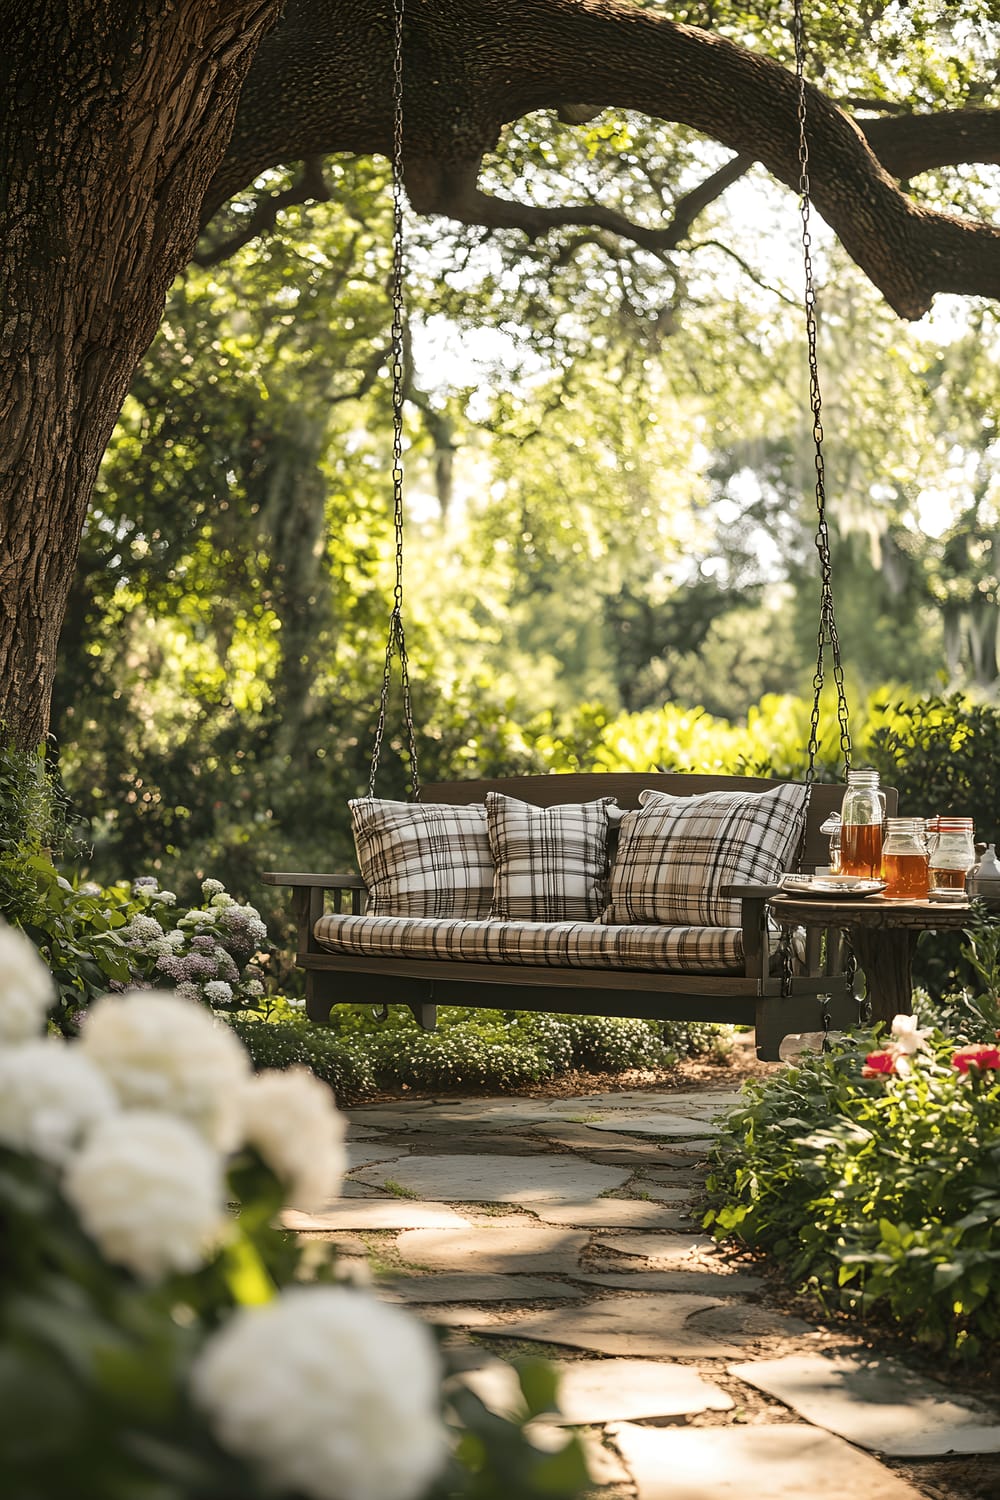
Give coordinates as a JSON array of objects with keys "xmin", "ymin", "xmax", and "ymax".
[
  {"xmin": 205, "ymin": 0, "xmax": 1000, "ymax": 320},
  {"xmin": 404, "ymin": 152, "xmax": 752, "ymax": 255}
]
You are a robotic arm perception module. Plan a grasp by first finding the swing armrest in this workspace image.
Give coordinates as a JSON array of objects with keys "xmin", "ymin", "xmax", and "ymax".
[
  {"xmin": 720, "ymin": 883, "xmax": 783, "ymax": 899},
  {"xmin": 720, "ymin": 884, "xmax": 782, "ymax": 983},
  {"xmin": 261, "ymin": 872, "xmax": 369, "ymax": 954}
]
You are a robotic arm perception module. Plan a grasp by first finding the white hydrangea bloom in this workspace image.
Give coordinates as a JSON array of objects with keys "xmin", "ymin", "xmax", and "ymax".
[
  {"xmin": 192, "ymin": 1287, "xmax": 446, "ymax": 1500},
  {"xmin": 65, "ymin": 1110, "xmax": 226, "ymax": 1280},
  {"xmin": 201, "ymin": 879, "xmax": 225, "ymax": 897},
  {"xmin": 125, "ymin": 914, "xmax": 164, "ymax": 944},
  {"xmin": 204, "ymin": 980, "xmax": 233, "ymax": 1006},
  {"xmin": 0, "ymin": 922, "xmax": 55, "ymax": 1043},
  {"xmin": 210, "ymin": 892, "xmax": 236, "ymax": 909},
  {"xmin": 164, "ymin": 929, "xmax": 186, "ymax": 951},
  {"xmin": 81, "ymin": 991, "xmax": 250, "ymax": 1150},
  {"xmin": 240, "ymin": 1068, "xmax": 346, "ymax": 1210},
  {"xmin": 0, "ymin": 1040, "xmax": 117, "ymax": 1164}
]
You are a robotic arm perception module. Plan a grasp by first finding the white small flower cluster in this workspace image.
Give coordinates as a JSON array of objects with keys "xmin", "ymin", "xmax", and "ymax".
[{"xmin": 0, "ymin": 921, "xmax": 447, "ymax": 1500}]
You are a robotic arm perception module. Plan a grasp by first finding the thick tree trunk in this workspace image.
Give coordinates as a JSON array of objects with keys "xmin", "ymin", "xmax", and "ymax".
[{"xmin": 0, "ymin": 0, "xmax": 281, "ymax": 749}]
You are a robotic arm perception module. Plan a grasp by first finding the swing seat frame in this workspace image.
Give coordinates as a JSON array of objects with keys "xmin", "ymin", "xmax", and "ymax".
[{"xmin": 263, "ymin": 772, "xmax": 897, "ymax": 1060}]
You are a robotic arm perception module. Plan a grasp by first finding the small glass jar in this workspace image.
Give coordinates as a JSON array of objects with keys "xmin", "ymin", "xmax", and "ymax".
[
  {"xmin": 819, "ymin": 811, "xmax": 842, "ymax": 873},
  {"xmin": 840, "ymin": 769, "xmax": 885, "ymax": 879},
  {"xmin": 881, "ymin": 818, "xmax": 929, "ymax": 900},
  {"xmin": 927, "ymin": 816, "xmax": 975, "ymax": 896}
]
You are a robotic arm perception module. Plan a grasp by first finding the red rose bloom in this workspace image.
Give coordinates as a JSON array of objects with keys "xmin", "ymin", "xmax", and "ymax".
[
  {"xmin": 862, "ymin": 1050, "xmax": 897, "ymax": 1078},
  {"xmin": 952, "ymin": 1046, "xmax": 1000, "ymax": 1074}
]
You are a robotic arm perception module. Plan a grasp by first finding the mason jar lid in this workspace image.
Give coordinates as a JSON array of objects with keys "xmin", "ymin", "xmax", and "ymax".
[
  {"xmin": 934, "ymin": 817, "xmax": 974, "ymax": 831},
  {"xmin": 885, "ymin": 817, "xmax": 924, "ymax": 834}
]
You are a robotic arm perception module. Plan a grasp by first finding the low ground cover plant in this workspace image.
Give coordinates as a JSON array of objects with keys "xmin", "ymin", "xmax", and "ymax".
[
  {"xmin": 705, "ymin": 999, "xmax": 1000, "ymax": 1360},
  {"xmin": 233, "ymin": 1003, "xmax": 725, "ymax": 1104}
]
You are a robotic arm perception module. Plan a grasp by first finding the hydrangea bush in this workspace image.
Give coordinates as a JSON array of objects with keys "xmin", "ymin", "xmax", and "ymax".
[
  {"xmin": 121, "ymin": 875, "xmax": 269, "ymax": 1012},
  {"xmin": 0, "ymin": 922, "xmax": 590, "ymax": 1500}
]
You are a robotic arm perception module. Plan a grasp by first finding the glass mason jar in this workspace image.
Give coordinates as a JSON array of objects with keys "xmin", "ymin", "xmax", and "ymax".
[
  {"xmin": 839, "ymin": 769, "xmax": 886, "ymax": 879},
  {"xmin": 881, "ymin": 817, "xmax": 929, "ymax": 900},
  {"xmin": 927, "ymin": 816, "xmax": 975, "ymax": 895}
]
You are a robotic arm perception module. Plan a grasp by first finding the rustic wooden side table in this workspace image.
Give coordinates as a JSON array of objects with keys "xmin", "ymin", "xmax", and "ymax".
[{"xmin": 768, "ymin": 894, "xmax": 973, "ymax": 1026}]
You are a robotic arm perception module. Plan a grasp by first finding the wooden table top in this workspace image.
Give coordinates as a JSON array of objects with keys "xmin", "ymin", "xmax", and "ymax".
[{"xmin": 769, "ymin": 894, "xmax": 973, "ymax": 930}]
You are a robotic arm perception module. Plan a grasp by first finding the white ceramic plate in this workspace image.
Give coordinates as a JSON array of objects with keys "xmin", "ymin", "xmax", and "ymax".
[{"xmin": 779, "ymin": 874, "xmax": 886, "ymax": 899}]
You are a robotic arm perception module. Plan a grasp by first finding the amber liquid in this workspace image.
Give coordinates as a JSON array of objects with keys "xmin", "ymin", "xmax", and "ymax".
[
  {"xmin": 840, "ymin": 821, "xmax": 883, "ymax": 879},
  {"xmin": 882, "ymin": 852, "xmax": 929, "ymax": 900},
  {"xmin": 928, "ymin": 866, "xmax": 969, "ymax": 892}
]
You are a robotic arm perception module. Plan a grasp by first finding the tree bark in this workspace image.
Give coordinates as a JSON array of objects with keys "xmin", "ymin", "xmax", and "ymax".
[{"xmin": 0, "ymin": 0, "xmax": 282, "ymax": 749}]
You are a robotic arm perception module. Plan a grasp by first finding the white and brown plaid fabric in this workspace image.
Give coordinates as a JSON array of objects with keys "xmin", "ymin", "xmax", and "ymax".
[
  {"xmin": 349, "ymin": 798, "xmax": 494, "ymax": 919},
  {"xmin": 486, "ymin": 792, "xmax": 617, "ymax": 922},
  {"xmin": 314, "ymin": 912, "xmax": 745, "ymax": 974},
  {"xmin": 602, "ymin": 782, "xmax": 808, "ymax": 927}
]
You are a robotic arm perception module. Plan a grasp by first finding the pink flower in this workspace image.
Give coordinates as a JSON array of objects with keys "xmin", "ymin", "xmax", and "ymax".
[{"xmin": 952, "ymin": 1046, "xmax": 1000, "ymax": 1075}]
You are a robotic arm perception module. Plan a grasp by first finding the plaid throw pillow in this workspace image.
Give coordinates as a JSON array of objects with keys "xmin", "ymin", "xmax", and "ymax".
[
  {"xmin": 602, "ymin": 782, "xmax": 808, "ymax": 927},
  {"xmin": 486, "ymin": 792, "xmax": 617, "ymax": 922},
  {"xmin": 349, "ymin": 798, "xmax": 493, "ymax": 918}
]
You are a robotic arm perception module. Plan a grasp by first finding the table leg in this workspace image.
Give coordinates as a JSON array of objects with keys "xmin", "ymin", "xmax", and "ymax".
[{"xmin": 848, "ymin": 925, "xmax": 917, "ymax": 1026}]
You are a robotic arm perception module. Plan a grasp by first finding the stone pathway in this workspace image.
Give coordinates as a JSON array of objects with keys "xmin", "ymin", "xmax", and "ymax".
[{"xmin": 286, "ymin": 1085, "xmax": 1000, "ymax": 1500}]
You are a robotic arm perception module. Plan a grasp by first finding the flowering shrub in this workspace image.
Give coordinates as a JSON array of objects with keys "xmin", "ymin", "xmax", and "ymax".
[
  {"xmin": 705, "ymin": 1015, "xmax": 1000, "ymax": 1360},
  {"xmin": 121, "ymin": 875, "xmax": 269, "ymax": 1012},
  {"xmin": 0, "ymin": 922, "xmax": 589, "ymax": 1499}
]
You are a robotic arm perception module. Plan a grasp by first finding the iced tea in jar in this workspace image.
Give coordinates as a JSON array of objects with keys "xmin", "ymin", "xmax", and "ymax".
[
  {"xmin": 839, "ymin": 769, "xmax": 885, "ymax": 879},
  {"xmin": 927, "ymin": 816, "xmax": 975, "ymax": 895},
  {"xmin": 881, "ymin": 818, "xmax": 929, "ymax": 899}
]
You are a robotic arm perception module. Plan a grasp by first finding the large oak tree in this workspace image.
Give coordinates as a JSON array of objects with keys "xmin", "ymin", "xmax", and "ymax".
[{"xmin": 2, "ymin": 0, "xmax": 998, "ymax": 747}]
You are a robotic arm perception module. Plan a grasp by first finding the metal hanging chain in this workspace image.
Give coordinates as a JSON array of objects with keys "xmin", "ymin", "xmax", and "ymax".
[
  {"xmin": 793, "ymin": 0, "xmax": 852, "ymax": 785},
  {"xmin": 368, "ymin": 0, "xmax": 421, "ymax": 800}
]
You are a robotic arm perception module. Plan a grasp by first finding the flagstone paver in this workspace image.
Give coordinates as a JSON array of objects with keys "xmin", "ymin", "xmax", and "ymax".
[
  {"xmin": 352, "ymin": 1152, "xmax": 629, "ymax": 1204},
  {"xmin": 731, "ymin": 1352, "xmax": 1000, "ymax": 1456},
  {"xmin": 396, "ymin": 1224, "xmax": 589, "ymax": 1274},
  {"xmin": 386, "ymin": 1273, "xmax": 585, "ymax": 1303},
  {"xmin": 574, "ymin": 1268, "xmax": 766, "ymax": 1296},
  {"xmin": 600, "ymin": 1231, "xmax": 717, "ymax": 1263},
  {"xmin": 462, "ymin": 1355, "xmax": 734, "ymax": 1423},
  {"xmin": 464, "ymin": 1292, "xmax": 749, "ymax": 1358},
  {"xmin": 586, "ymin": 1114, "xmax": 721, "ymax": 1138},
  {"xmin": 345, "ymin": 1142, "xmax": 409, "ymax": 1170},
  {"xmin": 283, "ymin": 1201, "xmax": 471, "ymax": 1231},
  {"xmin": 527, "ymin": 1199, "xmax": 695, "ymax": 1229},
  {"xmin": 609, "ymin": 1422, "xmax": 928, "ymax": 1499}
]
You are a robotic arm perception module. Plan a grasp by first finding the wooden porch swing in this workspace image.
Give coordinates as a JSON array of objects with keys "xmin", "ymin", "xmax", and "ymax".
[{"xmin": 263, "ymin": 0, "xmax": 893, "ymax": 1061}]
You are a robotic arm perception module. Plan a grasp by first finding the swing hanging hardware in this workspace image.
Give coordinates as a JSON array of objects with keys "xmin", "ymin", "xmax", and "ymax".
[
  {"xmin": 368, "ymin": 0, "xmax": 421, "ymax": 802},
  {"xmin": 793, "ymin": 0, "xmax": 852, "ymax": 788}
]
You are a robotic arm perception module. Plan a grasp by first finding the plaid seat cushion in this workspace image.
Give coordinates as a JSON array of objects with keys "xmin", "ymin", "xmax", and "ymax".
[
  {"xmin": 349, "ymin": 798, "xmax": 494, "ymax": 919},
  {"xmin": 486, "ymin": 792, "xmax": 617, "ymax": 922},
  {"xmin": 314, "ymin": 913, "xmax": 745, "ymax": 974},
  {"xmin": 602, "ymin": 782, "xmax": 808, "ymax": 927}
]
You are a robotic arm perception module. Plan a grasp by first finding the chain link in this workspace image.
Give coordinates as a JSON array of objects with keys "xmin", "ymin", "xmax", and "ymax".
[
  {"xmin": 793, "ymin": 0, "xmax": 851, "ymax": 784},
  {"xmin": 368, "ymin": 0, "xmax": 421, "ymax": 801}
]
